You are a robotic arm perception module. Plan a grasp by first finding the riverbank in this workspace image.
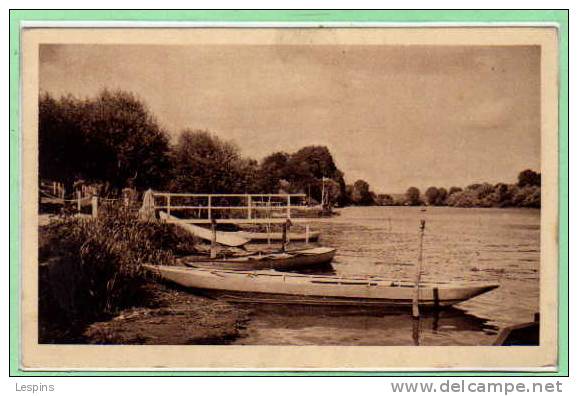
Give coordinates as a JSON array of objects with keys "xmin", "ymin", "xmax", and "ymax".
[
  {"xmin": 38, "ymin": 209, "xmax": 250, "ymax": 345},
  {"xmin": 40, "ymin": 276, "xmax": 250, "ymax": 345},
  {"xmin": 83, "ymin": 281, "xmax": 250, "ymax": 345}
]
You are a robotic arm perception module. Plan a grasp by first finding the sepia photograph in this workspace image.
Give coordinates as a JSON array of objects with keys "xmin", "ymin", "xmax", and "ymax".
[{"xmin": 18, "ymin": 26, "xmax": 559, "ymax": 370}]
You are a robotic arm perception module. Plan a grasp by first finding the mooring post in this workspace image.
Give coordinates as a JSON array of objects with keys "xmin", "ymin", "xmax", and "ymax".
[
  {"xmin": 91, "ymin": 195, "xmax": 98, "ymax": 218},
  {"xmin": 412, "ymin": 316, "xmax": 421, "ymax": 346},
  {"xmin": 210, "ymin": 218, "xmax": 218, "ymax": 259},
  {"xmin": 247, "ymin": 195, "xmax": 252, "ymax": 220},
  {"xmin": 76, "ymin": 190, "xmax": 82, "ymax": 212},
  {"xmin": 282, "ymin": 219, "xmax": 292, "ymax": 252},
  {"xmin": 412, "ymin": 219, "xmax": 426, "ymax": 318}
]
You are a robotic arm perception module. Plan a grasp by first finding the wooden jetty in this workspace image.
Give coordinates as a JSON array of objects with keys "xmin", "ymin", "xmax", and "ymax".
[{"xmin": 152, "ymin": 192, "xmax": 312, "ymax": 224}]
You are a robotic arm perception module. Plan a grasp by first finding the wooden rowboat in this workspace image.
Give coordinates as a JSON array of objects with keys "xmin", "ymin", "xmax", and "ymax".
[
  {"xmin": 145, "ymin": 265, "xmax": 499, "ymax": 308},
  {"xmin": 234, "ymin": 230, "xmax": 321, "ymax": 243},
  {"xmin": 179, "ymin": 246, "xmax": 336, "ymax": 271}
]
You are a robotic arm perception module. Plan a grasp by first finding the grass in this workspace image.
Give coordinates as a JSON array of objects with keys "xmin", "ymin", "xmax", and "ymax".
[{"xmin": 38, "ymin": 204, "xmax": 200, "ymax": 343}]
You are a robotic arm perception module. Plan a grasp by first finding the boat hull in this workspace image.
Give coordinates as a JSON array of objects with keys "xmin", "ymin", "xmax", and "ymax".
[
  {"xmin": 159, "ymin": 211, "xmax": 249, "ymax": 247},
  {"xmin": 182, "ymin": 247, "xmax": 336, "ymax": 271},
  {"xmin": 235, "ymin": 230, "xmax": 321, "ymax": 243},
  {"xmin": 145, "ymin": 265, "xmax": 499, "ymax": 308}
]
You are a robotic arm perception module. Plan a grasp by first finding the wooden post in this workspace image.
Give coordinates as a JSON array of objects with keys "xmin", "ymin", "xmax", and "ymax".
[
  {"xmin": 282, "ymin": 219, "xmax": 291, "ymax": 252},
  {"xmin": 76, "ymin": 190, "xmax": 82, "ymax": 212},
  {"xmin": 305, "ymin": 224, "xmax": 310, "ymax": 245},
  {"xmin": 247, "ymin": 195, "xmax": 252, "ymax": 220},
  {"xmin": 91, "ymin": 196, "xmax": 98, "ymax": 218},
  {"xmin": 412, "ymin": 316, "xmax": 421, "ymax": 346},
  {"xmin": 321, "ymin": 177, "xmax": 326, "ymax": 209},
  {"xmin": 166, "ymin": 195, "xmax": 171, "ymax": 216},
  {"xmin": 412, "ymin": 220, "xmax": 426, "ymax": 318},
  {"xmin": 210, "ymin": 219, "xmax": 217, "ymax": 259},
  {"xmin": 208, "ymin": 196, "xmax": 212, "ymax": 220},
  {"xmin": 286, "ymin": 195, "xmax": 291, "ymax": 219}
]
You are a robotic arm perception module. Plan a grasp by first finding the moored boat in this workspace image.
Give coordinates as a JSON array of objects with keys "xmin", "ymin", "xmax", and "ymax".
[
  {"xmin": 144, "ymin": 265, "xmax": 499, "ymax": 308},
  {"xmin": 178, "ymin": 246, "xmax": 336, "ymax": 271},
  {"xmin": 159, "ymin": 211, "xmax": 249, "ymax": 247},
  {"xmin": 234, "ymin": 230, "xmax": 321, "ymax": 243}
]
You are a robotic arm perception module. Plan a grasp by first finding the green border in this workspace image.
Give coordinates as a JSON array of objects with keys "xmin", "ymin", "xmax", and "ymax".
[{"xmin": 9, "ymin": 9, "xmax": 569, "ymax": 377}]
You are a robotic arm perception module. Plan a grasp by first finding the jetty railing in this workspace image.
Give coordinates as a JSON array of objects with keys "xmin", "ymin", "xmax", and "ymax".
[{"xmin": 151, "ymin": 192, "xmax": 309, "ymax": 224}]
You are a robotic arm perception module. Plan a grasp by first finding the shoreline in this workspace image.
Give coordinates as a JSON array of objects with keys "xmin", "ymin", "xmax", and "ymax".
[
  {"xmin": 83, "ymin": 281, "xmax": 251, "ymax": 345},
  {"xmin": 40, "ymin": 279, "xmax": 251, "ymax": 345}
]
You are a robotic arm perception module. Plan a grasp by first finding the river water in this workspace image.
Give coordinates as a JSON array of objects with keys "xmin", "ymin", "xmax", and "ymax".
[{"xmin": 234, "ymin": 206, "xmax": 540, "ymax": 346}]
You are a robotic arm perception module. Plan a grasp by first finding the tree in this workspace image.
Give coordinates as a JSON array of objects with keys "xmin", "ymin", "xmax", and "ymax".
[
  {"xmin": 436, "ymin": 187, "xmax": 448, "ymax": 206},
  {"xmin": 518, "ymin": 169, "xmax": 541, "ymax": 187},
  {"xmin": 466, "ymin": 183, "xmax": 482, "ymax": 191},
  {"xmin": 170, "ymin": 130, "xmax": 248, "ymax": 193},
  {"xmin": 258, "ymin": 152, "xmax": 290, "ymax": 193},
  {"xmin": 350, "ymin": 179, "xmax": 374, "ymax": 205},
  {"xmin": 287, "ymin": 145, "xmax": 346, "ymax": 203},
  {"xmin": 449, "ymin": 186, "xmax": 463, "ymax": 195},
  {"xmin": 322, "ymin": 178, "xmax": 342, "ymax": 207},
  {"xmin": 405, "ymin": 187, "xmax": 421, "ymax": 206},
  {"xmin": 39, "ymin": 90, "xmax": 171, "ymax": 191},
  {"xmin": 376, "ymin": 194, "xmax": 394, "ymax": 206},
  {"xmin": 425, "ymin": 186, "xmax": 440, "ymax": 206},
  {"xmin": 259, "ymin": 145, "xmax": 347, "ymax": 205}
]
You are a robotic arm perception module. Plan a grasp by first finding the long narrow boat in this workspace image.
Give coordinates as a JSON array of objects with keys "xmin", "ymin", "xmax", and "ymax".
[
  {"xmin": 234, "ymin": 230, "xmax": 321, "ymax": 243},
  {"xmin": 145, "ymin": 265, "xmax": 499, "ymax": 308},
  {"xmin": 179, "ymin": 246, "xmax": 336, "ymax": 271},
  {"xmin": 159, "ymin": 211, "xmax": 249, "ymax": 247}
]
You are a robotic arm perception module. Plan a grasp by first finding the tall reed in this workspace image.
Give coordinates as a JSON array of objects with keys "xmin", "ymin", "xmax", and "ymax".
[{"xmin": 38, "ymin": 205, "xmax": 198, "ymax": 341}]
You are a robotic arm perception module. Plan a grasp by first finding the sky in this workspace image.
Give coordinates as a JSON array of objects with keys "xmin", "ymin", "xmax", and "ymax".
[{"xmin": 39, "ymin": 44, "xmax": 541, "ymax": 193}]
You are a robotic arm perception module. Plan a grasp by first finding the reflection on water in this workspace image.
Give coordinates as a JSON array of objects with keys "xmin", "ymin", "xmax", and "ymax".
[
  {"xmin": 235, "ymin": 304, "xmax": 498, "ymax": 346},
  {"xmin": 236, "ymin": 206, "xmax": 539, "ymax": 346}
]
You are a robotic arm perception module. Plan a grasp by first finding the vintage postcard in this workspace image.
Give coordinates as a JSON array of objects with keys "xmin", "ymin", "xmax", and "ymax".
[{"xmin": 18, "ymin": 25, "xmax": 559, "ymax": 371}]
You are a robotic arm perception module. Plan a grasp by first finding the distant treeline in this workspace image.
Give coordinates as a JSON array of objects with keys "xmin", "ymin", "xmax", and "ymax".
[
  {"xmin": 39, "ymin": 90, "xmax": 540, "ymax": 209},
  {"xmin": 374, "ymin": 169, "xmax": 541, "ymax": 209},
  {"xmin": 39, "ymin": 90, "xmax": 349, "ymax": 206}
]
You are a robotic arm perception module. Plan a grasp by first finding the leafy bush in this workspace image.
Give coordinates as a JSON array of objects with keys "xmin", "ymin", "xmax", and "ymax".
[{"xmin": 38, "ymin": 206, "xmax": 198, "ymax": 341}]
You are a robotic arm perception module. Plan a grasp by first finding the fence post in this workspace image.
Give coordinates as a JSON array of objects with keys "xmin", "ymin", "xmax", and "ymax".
[
  {"xmin": 208, "ymin": 195, "xmax": 212, "ymax": 220},
  {"xmin": 286, "ymin": 195, "xmax": 291, "ymax": 219},
  {"xmin": 91, "ymin": 196, "xmax": 98, "ymax": 218},
  {"xmin": 166, "ymin": 195, "xmax": 171, "ymax": 217}
]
